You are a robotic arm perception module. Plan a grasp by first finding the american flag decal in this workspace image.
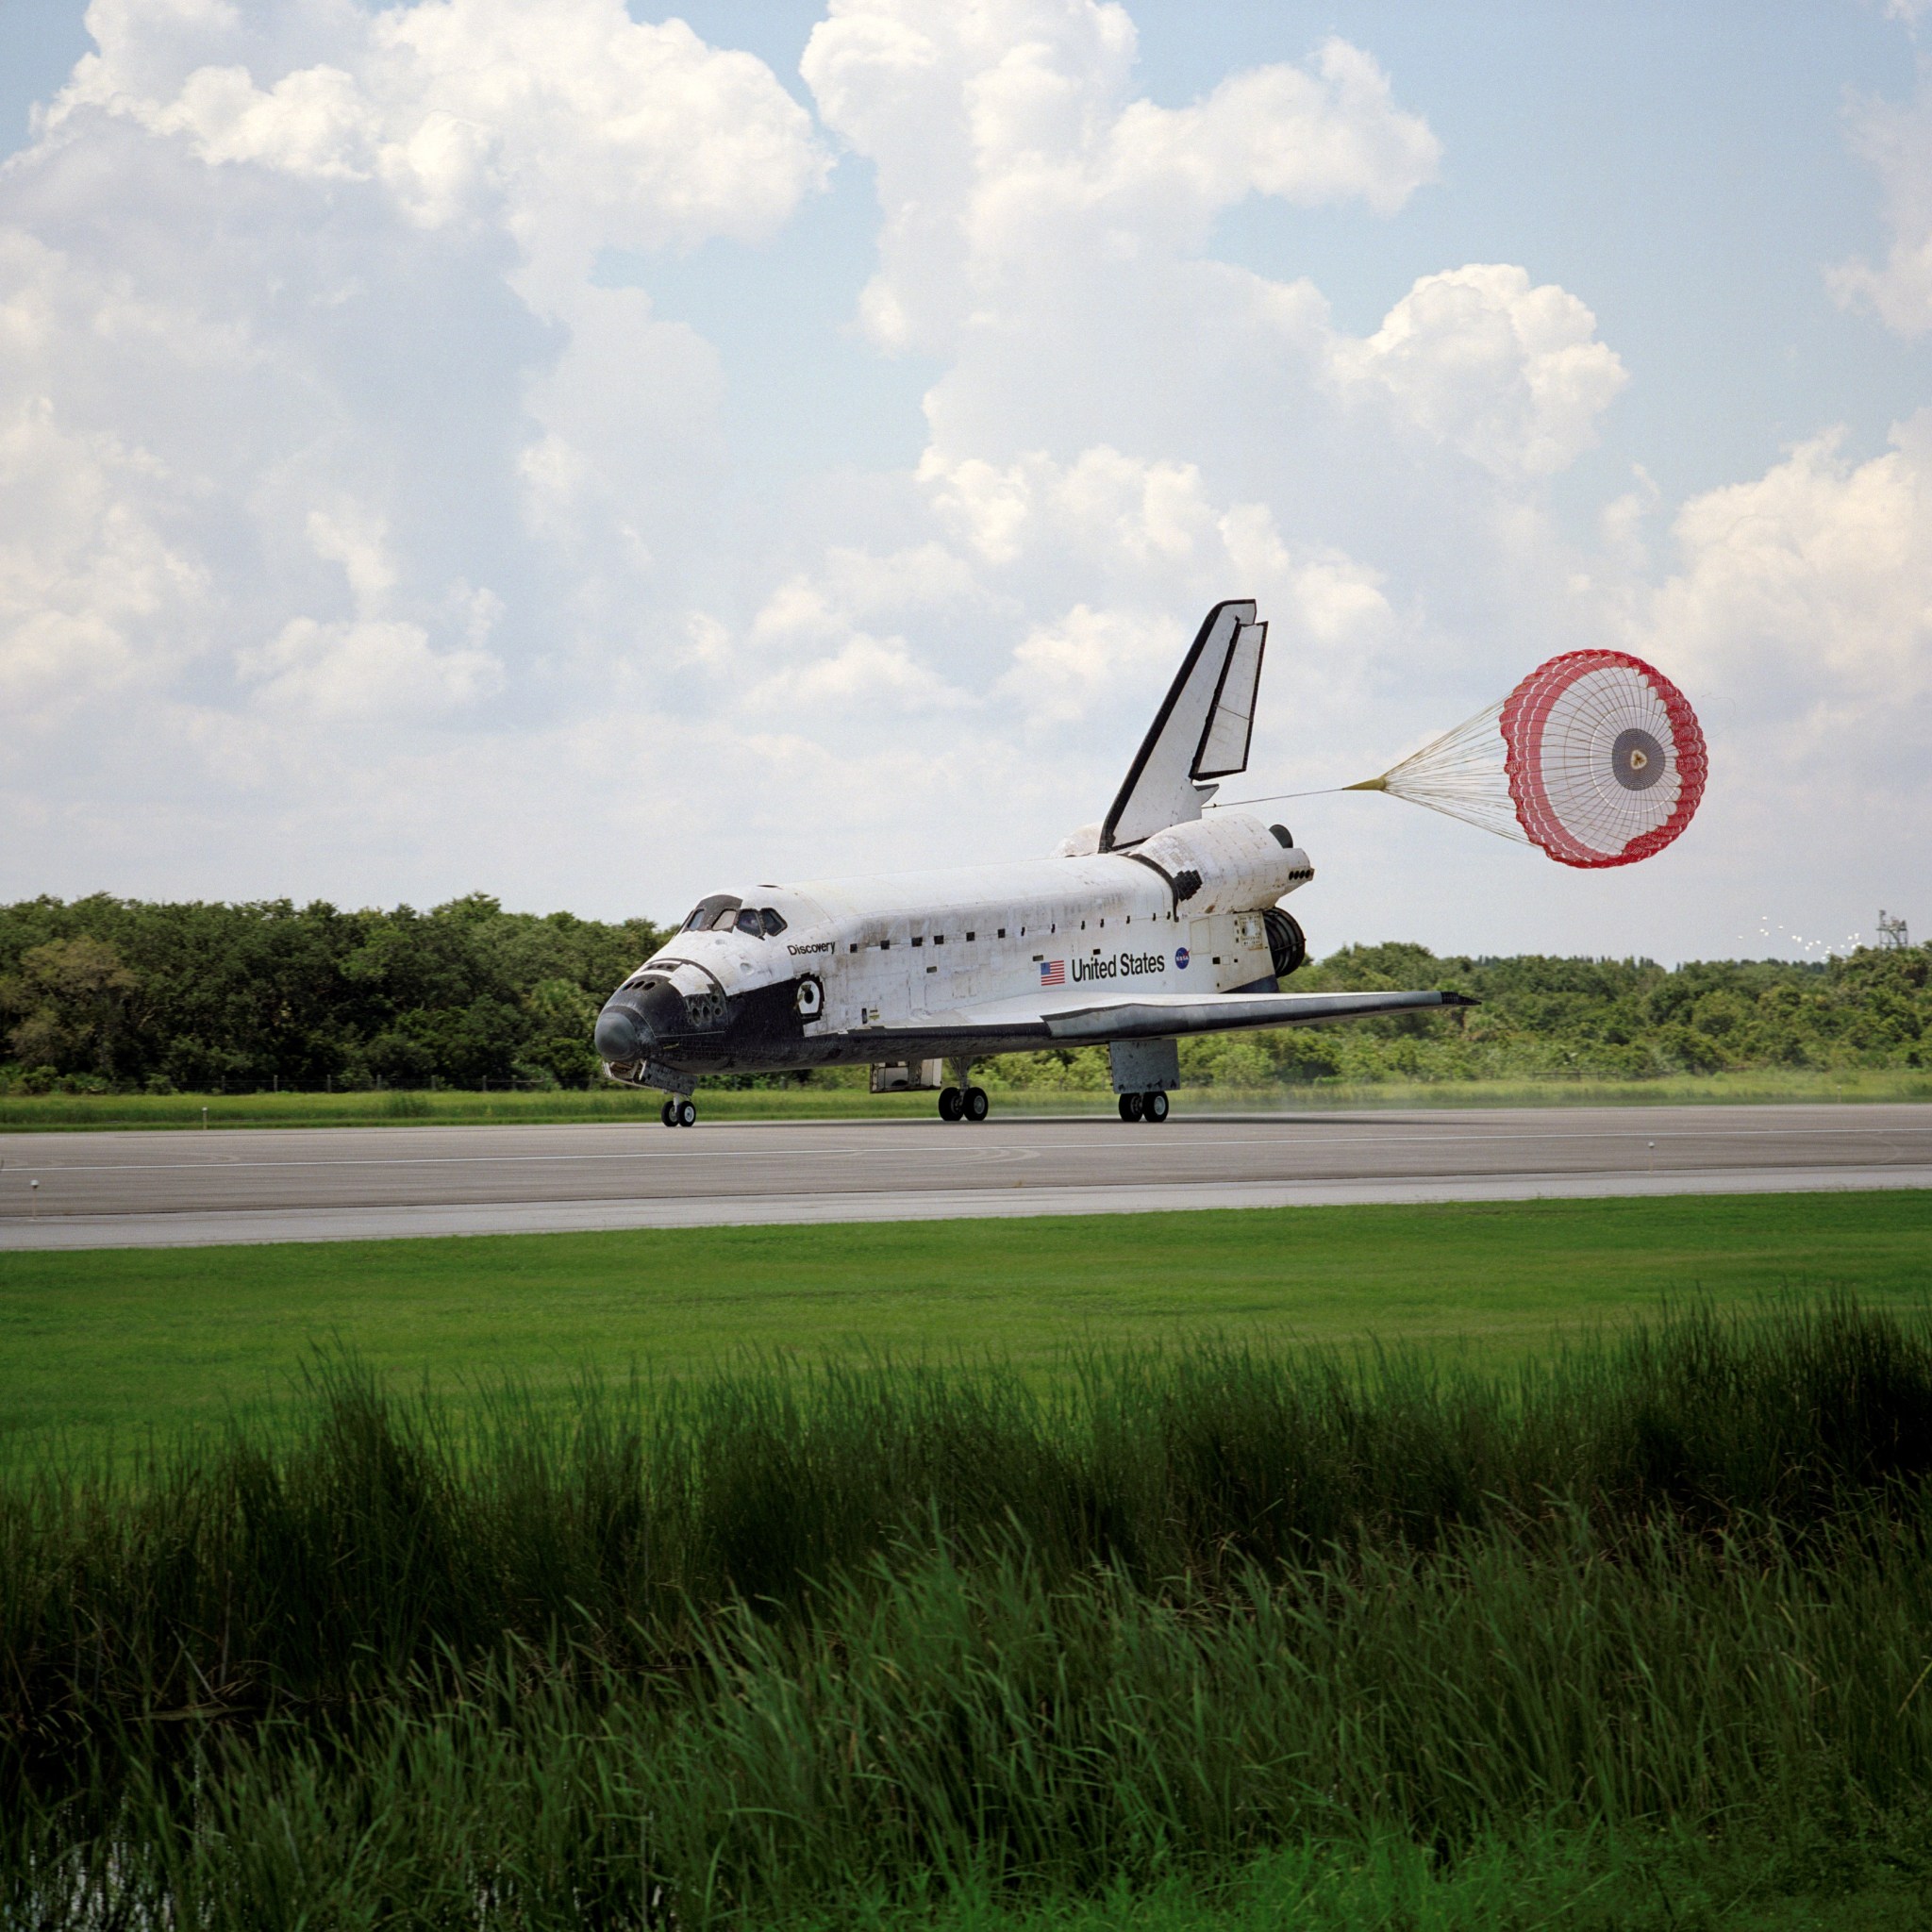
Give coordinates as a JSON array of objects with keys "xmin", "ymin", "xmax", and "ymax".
[{"xmin": 1039, "ymin": 959, "xmax": 1066, "ymax": 987}]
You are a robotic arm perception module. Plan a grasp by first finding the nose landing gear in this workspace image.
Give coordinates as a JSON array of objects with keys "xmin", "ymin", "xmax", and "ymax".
[{"xmin": 659, "ymin": 1097, "xmax": 697, "ymax": 1127}]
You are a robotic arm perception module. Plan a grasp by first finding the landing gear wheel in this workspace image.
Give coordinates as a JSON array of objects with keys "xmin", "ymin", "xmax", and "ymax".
[
  {"xmin": 660, "ymin": 1099, "xmax": 676, "ymax": 1127},
  {"xmin": 963, "ymin": 1085, "xmax": 990, "ymax": 1123},
  {"xmin": 1144, "ymin": 1090, "xmax": 1170, "ymax": 1123},
  {"xmin": 939, "ymin": 1086, "xmax": 964, "ymax": 1123},
  {"xmin": 1120, "ymin": 1091, "xmax": 1145, "ymax": 1123},
  {"xmin": 675, "ymin": 1098, "xmax": 697, "ymax": 1128}
]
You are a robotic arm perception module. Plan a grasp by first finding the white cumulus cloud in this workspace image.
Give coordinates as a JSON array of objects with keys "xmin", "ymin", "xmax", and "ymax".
[
  {"xmin": 1829, "ymin": 75, "xmax": 1932, "ymax": 334},
  {"xmin": 237, "ymin": 614, "xmax": 504, "ymax": 719},
  {"xmin": 803, "ymin": 0, "xmax": 1437, "ymax": 355},
  {"xmin": 0, "ymin": 0, "xmax": 1924, "ymax": 965},
  {"xmin": 44, "ymin": 0, "xmax": 829, "ymax": 295},
  {"xmin": 1330, "ymin": 264, "xmax": 1628, "ymax": 475},
  {"xmin": 1649, "ymin": 416, "xmax": 1932, "ymax": 725}
]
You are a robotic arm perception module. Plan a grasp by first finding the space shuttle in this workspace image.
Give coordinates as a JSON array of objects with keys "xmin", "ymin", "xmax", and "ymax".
[{"xmin": 594, "ymin": 600, "xmax": 1472, "ymax": 1124}]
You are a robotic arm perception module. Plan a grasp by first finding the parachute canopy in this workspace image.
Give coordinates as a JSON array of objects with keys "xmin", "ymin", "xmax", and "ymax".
[{"xmin": 1354, "ymin": 651, "xmax": 1707, "ymax": 869}]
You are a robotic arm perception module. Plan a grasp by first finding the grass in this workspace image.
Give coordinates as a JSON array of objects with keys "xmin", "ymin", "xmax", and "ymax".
[
  {"xmin": 874, "ymin": 1834, "xmax": 1932, "ymax": 1930},
  {"xmin": 3, "ymin": 1062, "xmax": 1929, "ymax": 1129},
  {"xmin": 1267, "ymin": 1064, "xmax": 1932, "ymax": 1109},
  {"xmin": 0, "ymin": 1082, "xmax": 949, "ymax": 1131},
  {"xmin": 12, "ymin": 1302, "xmax": 1932, "ymax": 1925},
  {"xmin": 5, "ymin": 1191, "xmax": 1932, "ymax": 1449}
]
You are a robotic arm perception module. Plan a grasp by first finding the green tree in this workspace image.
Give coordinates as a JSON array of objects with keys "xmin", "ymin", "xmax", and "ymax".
[{"xmin": 1, "ymin": 936, "xmax": 140, "ymax": 1082}]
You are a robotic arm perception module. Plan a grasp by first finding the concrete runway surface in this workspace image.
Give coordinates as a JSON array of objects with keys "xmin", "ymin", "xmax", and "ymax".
[{"xmin": 2, "ymin": 1103, "xmax": 1930, "ymax": 1252}]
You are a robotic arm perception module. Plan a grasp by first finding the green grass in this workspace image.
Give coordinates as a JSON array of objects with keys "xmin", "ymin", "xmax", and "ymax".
[
  {"xmin": 1258, "ymin": 1064, "xmax": 1932, "ymax": 1108},
  {"xmin": 14, "ymin": 1303, "xmax": 1932, "ymax": 1926},
  {"xmin": 0, "ymin": 1082, "xmax": 950, "ymax": 1131},
  {"xmin": 4, "ymin": 1191, "xmax": 1931, "ymax": 1450},
  {"xmin": 887, "ymin": 1832, "xmax": 1932, "ymax": 1931},
  {"xmin": 7, "ymin": 1197, "xmax": 1932, "ymax": 1921},
  {"xmin": 4, "ymin": 1063, "xmax": 1929, "ymax": 1129}
]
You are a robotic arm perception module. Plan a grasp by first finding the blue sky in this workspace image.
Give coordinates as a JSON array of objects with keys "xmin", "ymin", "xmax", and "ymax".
[{"xmin": 2, "ymin": 0, "xmax": 1928, "ymax": 961}]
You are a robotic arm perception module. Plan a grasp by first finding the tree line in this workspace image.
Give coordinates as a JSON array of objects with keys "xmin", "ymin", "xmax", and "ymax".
[
  {"xmin": 0, "ymin": 894, "xmax": 667, "ymax": 1094},
  {"xmin": 1, "ymin": 894, "xmax": 1925, "ymax": 1093},
  {"xmin": 1174, "ymin": 939, "xmax": 1931, "ymax": 1089}
]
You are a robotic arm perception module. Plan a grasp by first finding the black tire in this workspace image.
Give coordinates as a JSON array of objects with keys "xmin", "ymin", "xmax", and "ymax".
[
  {"xmin": 1122, "ymin": 1091, "xmax": 1145, "ymax": 1123},
  {"xmin": 676, "ymin": 1098, "xmax": 697, "ymax": 1127},
  {"xmin": 1144, "ymin": 1090, "xmax": 1170, "ymax": 1123},
  {"xmin": 660, "ymin": 1099, "xmax": 676, "ymax": 1127},
  {"xmin": 939, "ymin": 1086, "xmax": 964, "ymax": 1122},
  {"xmin": 964, "ymin": 1085, "xmax": 990, "ymax": 1122},
  {"xmin": 1118, "ymin": 1093, "xmax": 1135, "ymax": 1122}
]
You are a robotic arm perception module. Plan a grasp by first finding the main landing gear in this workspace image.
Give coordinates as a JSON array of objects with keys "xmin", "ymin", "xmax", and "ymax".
[
  {"xmin": 1118, "ymin": 1091, "xmax": 1170, "ymax": 1124},
  {"xmin": 659, "ymin": 1097, "xmax": 698, "ymax": 1128},
  {"xmin": 938, "ymin": 1085, "xmax": 990, "ymax": 1123}
]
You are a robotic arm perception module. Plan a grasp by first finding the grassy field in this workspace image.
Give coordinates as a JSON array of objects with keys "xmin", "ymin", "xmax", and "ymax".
[
  {"xmin": 12, "ymin": 1301, "xmax": 1932, "ymax": 1927},
  {"xmin": 3, "ymin": 1062, "xmax": 1929, "ymax": 1130},
  {"xmin": 3, "ymin": 1190, "xmax": 1931, "ymax": 1449}
]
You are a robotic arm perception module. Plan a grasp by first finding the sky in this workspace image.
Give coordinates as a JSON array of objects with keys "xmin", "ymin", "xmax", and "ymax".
[{"xmin": 3, "ymin": 0, "xmax": 1930, "ymax": 963}]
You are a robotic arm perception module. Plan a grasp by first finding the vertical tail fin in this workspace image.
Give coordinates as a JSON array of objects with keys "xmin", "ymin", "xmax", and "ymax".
[{"xmin": 1099, "ymin": 600, "xmax": 1267, "ymax": 850}]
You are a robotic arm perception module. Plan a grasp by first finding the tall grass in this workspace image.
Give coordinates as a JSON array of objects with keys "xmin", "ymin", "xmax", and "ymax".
[{"xmin": 9, "ymin": 1301, "xmax": 1932, "ymax": 1924}]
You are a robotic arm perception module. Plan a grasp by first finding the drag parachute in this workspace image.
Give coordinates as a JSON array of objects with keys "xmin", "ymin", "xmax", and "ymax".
[{"xmin": 1348, "ymin": 651, "xmax": 1707, "ymax": 868}]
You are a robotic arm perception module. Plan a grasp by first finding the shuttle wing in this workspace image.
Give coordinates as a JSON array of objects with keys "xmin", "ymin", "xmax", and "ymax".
[
  {"xmin": 1040, "ymin": 988, "xmax": 1474, "ymax": 1041},
  {"xmin": 850, "ymin": 987, "xmax": 1473, "ymax": 1056}
]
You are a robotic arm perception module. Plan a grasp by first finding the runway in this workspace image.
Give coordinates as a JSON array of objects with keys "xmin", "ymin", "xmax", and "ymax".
[{"xmin": 3, "ymin": 1103, "xmax": 1931, "ymax": 1252}]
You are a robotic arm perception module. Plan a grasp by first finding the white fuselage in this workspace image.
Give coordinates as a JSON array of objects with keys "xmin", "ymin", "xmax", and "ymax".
[{"xmin": 596, "ymin": 813, "xmax": 1314, "ymax": 1081}]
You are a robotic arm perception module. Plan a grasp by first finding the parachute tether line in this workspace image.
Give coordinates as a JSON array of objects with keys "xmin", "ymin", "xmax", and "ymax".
[
  {"xmin": 1342, "ymin": 696, "xmax": 1525, "ymax": 843},
  {"xmin": 1212, "ymin": 650, "xmax": 1707, "ymax": 869}
]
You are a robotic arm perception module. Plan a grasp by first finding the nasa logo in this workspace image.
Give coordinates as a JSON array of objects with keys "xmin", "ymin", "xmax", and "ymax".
[{"xmin": 1175, "ymin": 946, "xmax": 1191, "ymax": 970}]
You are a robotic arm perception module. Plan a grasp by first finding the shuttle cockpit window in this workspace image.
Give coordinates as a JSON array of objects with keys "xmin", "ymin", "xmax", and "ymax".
[
  {"xmin": 760, "ymin": 908, "xmax": 788, "ymax": 937},
  {"xmin": 683, "ymin": 894, "xmax": 741, "ymax": 932},
  {"xmin": 734, "ymin": 908, "xmax": 764, "ymax": 937}
]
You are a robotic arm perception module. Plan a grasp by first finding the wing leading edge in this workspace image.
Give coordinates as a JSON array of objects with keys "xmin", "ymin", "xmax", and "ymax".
[
  {"xmin": 849, "ymin": 987, "xmax": 1474, "ymax": 1057},
  {"xmin": 1043, "ymin": 988, "xmax": 1475, "ymax": 1041}
]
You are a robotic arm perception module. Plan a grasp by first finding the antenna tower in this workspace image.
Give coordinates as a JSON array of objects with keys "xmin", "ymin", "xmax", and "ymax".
[{"xmin": 1877, "ymin": 910, "xmax": 1911, "ymax": 949}]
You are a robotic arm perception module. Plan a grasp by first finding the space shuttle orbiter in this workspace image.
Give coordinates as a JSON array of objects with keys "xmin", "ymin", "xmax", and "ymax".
[{"xmin": 594, "ymin": 600, "xmax": 1471, "ymax": 1124}]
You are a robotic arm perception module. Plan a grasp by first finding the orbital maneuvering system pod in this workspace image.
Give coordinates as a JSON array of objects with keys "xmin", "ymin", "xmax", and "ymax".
[{"xmin": 593, "ymin": 601, "xmax": 1474, "ymax": 1125}]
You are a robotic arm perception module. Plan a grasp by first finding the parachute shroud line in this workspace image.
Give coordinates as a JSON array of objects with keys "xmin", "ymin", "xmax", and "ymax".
[{"xmin": 1214, "ymin": 649, "xmax": 1707, "ymax": 869}]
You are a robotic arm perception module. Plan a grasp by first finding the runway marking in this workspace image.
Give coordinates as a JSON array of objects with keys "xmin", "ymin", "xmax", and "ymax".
[
  {"xmin": 17, "ymin": 1163, "xmax": 1930, "ymax": 1208},
  {"xmin": 7, "ymin": 1142, "xmax": 1041, "ymax": 1175},
  {"xmin": 13, "ymin": 1119, "xmax": 1932, "ymax": 1178}
]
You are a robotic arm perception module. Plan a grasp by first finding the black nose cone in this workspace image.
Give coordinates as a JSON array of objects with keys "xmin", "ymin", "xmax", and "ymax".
[
  {"xmin": 596, "ymin": 977, "xmax": 691, "ymax": 1063},
  {"xmin": 594, "ymin": 1004, "xmax": 647, "ymax": 1061}
]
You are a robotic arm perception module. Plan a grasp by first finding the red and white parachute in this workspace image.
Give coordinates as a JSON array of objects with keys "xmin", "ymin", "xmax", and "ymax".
[{"xmin": 1351, "ymin": 651, "xmax": 1707, "ymax": 867}]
